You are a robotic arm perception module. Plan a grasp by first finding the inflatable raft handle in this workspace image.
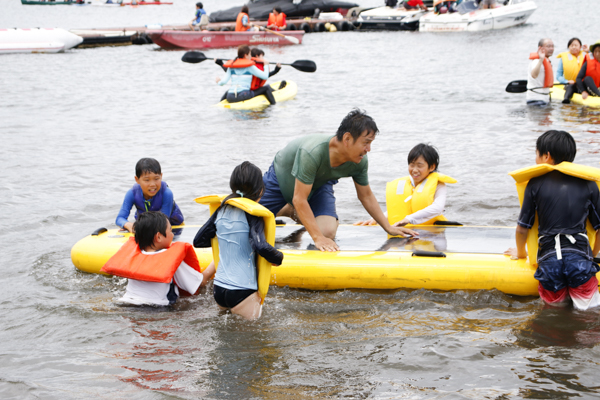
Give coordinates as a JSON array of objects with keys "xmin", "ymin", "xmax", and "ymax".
[
  {"xmin": 91, "ymin": 227, "xmax": 108, "ymax": 236},
  {"xmin": 433, "ymin": 220, "xmax": 463, "ymax": 226},
  {"xmin": 412, "ymin": 250, "xmax": 447, "ymax": 258}
]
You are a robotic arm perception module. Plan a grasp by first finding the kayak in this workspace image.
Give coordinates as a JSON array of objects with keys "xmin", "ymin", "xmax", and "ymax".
[
  {"xmin": 551, "ymin": 84, "xmax": 600, "ymax": 108},
  {"xmin": 215, "ymin": 80, "xmax": 297, "ymax": 110},
  {"xmin": 0, "ymin": 28, "xmax": 83, "ymax": 54},
  {"xmin": 72, "ymin": 223, "xmax": 554, "ymax": 296}
]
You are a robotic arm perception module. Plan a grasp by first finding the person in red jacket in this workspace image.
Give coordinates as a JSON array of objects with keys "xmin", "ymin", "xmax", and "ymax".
[
  {"xmin": 267, "ymin": 6, "xmax": 287, "ymax": 31},
  {"xmin": 401, "ymin": 0, "xmax": 427, "ymax": 11},
  {"xmin": 577, "ymin": 41, "xmax": 600, "ymax": 100}
]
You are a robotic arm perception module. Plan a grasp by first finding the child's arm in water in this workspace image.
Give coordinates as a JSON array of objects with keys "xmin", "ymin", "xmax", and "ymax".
[
  {"xmin": 116, "ymin": 188, "xmax": 135, "ymax": 232},
  {"xmin": 399, "ymin": 183, "xmax": 447, "ymax": 226},
  {"xmin": 193, "ymin": 212, "xmax": 218, "ymax": 248},
  {"xmin": 247, "ymin": 215, "xmax": 284, "ymax": 265}
]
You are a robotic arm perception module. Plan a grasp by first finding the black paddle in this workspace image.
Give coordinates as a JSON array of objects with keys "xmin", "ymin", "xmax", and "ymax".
[
  {"xmin": 181, "ymin": 51, "xmax": 317, "ymax": 73},
  {"xmin": 505, "ymin": 80, "xmax": 547, "ymax": 93}
]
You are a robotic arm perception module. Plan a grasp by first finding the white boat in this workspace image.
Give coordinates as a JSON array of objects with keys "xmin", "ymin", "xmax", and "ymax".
[
  {"xmin": 419, "ymin": 0, "xmax": 536, "ymax": 32},
  {"xmin": 0, "ymin": 28, "xmax": 83, "ymax": 54},
  {"xmin": 354, "ymin": 6, "xmax": 427, "ymax": 30}
]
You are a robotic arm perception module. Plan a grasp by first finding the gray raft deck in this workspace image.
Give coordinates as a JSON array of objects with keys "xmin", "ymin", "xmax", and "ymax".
[{"xmin": 171, "ymin": 224, "xmax": 516, "ymax": 255}]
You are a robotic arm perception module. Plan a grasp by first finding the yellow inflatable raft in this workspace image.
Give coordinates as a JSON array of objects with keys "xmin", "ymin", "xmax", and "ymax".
[
  {"xmin": 215, "ymin": 80, "xmax": 297, "ymax": 110},
  {"xmin": 72, "ymin": 224, "xmax": 545, "ymax": 296},
  {"xmin": 551, "ymin": 84, "xmax": 600, "ymax": 108}
]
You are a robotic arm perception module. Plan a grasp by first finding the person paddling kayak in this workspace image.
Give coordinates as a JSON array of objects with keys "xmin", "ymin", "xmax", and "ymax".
[{"xmin": 216, "ymin": 45, "xmax": 272, "ymax": 104}]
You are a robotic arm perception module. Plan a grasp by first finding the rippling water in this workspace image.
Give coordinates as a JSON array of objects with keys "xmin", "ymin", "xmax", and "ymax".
[{"xmin": 2, "ymin": 0, "xmax": 600, "ymax": 398}]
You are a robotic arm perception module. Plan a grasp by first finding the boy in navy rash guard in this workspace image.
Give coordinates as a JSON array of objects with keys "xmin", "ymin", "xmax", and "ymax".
[
  {"xmin": 116, "ymin": 158, "xmax": 184, "ymax": 233},
  {"xmin": 506, "ymin": 130, "xmax": 600, "ymax": 310}
]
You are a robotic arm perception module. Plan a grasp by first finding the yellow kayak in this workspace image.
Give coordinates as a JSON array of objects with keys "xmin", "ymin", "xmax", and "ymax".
[
  {"xmin": 551, "ymin": 84, "xmax": 600, "ymax": 108},
  {"xmin": 71, "ymin": 224, "xmax": 548, "ymax": 296},
  {"xmin": 215, "ymin": 80, "xmax": 297, "ymax": 110}
]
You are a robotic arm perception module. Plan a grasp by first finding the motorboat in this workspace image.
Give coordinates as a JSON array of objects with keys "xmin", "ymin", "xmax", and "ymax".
[
  {"xmin": 147, "ymin": 30, "xmax": 304, "ymax": 50},
  {"xmin": 354, "ymin": 6, "xmax": 428, "ymax": 31},
  {"xmin": 419, "ymin": 0, "xmax": 536, "ymax": 32},
  {"xmin": 0, "ymin": 28, "xmax": 83, "ymax": 54}
]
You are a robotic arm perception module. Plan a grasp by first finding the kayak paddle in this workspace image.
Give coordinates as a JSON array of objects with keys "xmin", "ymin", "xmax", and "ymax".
[
  {"xmin": 181, "ymin": 51, "xmax": 317, "ymax": 72},
  {"xmin": 505, "ymin": 80, "xmax": 547, "ymax": 93},
  {"xmin": 255, "ymin": 25, "xmax": 300, "ymax": 45}
]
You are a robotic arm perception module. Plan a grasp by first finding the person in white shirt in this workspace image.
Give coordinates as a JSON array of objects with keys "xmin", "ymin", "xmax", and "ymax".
[{"xmin": 527, "ymin": 38, "xmax": 555, "ymax": 106}]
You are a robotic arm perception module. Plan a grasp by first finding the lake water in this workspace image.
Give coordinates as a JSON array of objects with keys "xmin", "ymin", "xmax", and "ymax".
[{"xmin": 2, "ymin": 0, "xmax": 600, "ymax": 398}]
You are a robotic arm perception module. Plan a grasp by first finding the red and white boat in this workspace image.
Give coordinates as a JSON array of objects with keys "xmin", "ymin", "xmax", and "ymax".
[{"xmin": 146, "ymin": 30, "xmax": 304, "ymax": 50}]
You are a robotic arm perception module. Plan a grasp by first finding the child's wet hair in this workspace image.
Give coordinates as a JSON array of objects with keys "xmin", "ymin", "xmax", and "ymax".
[
  {"xmin": 135, "ymin": 158, "xmax": 162, "ymax": 178},
  {"xmin": 536, "ymin": 130, "xmax": 576, "ymax": 164},
  {"xmin": 134, "ymin": 211, "xmax": 168, "ymax": 250},
  {"xmin": 229, "ymin": 161, "xmax": 264, "ymax": 201},
  {"xmin": 336, "ymin": 108, "xmax": 378, "ymax": 141},
  {"xmin": 407, "ymin": 143, "xmax": 439, "ymax": 171},
  {"xmin": 251, "ymin": 48, "xmax": 265, "ymax": 57},
  {"xmin": 216, "ymin": 162, "xmax": 264, "ymax": 211}
]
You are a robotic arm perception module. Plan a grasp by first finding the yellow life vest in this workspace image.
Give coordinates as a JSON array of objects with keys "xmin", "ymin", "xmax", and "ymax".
[
  {"xmin": 385, "ymin": 172, "xmax": 456, "ymax": 226},
  {"xmin": 556, "ymin": 51, "xmax": 585, "ymax": 82},
  {"xmin": 195, "ymin": 195, "xmax": 276, "ymax": 304},
  {"xmin": 508, "ymin": 162, "xmax": 600, "ymax": 266}
]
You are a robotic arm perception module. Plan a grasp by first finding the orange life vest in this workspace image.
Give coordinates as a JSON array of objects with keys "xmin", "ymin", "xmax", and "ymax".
[
  {"xmin": 267, "ymin": 12, "xmax": 286, "ymax": 30},
  {"xmin": 529, "ymin": 53, "xmax": 554, "ymax": 88},
  {"xmin": 101, "ymin": 237, "xmax": 201, "ymax": 288},
  {"xmin": 235, "ymin": 12, "xmax": 250, "ymax": 31},
  {"xmin": 223, "ymin": 58, "xmax": 255, "ymax": 69},
  {"xmin": 251, "ymin": 60, "xmax": 267, "ymax": 90},
  {"xmin": 585, "ymin": 54, "xmax": 600, "ymax": 87}
]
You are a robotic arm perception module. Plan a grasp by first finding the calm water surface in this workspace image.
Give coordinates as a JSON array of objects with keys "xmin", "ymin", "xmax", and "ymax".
[{"xmin": 2, "ymin": 0, "xmax": 600, "ymax": 398}]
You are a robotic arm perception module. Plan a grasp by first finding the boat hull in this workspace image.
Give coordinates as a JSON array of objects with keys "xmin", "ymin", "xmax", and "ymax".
[
  {"xmin": 419, "ymin": 1, "xmax": 537, "ymax": 32},
  {"xmin": 216, "ymin": 80, "xmax": 297, "ymax": 110},
  {"xmin": 70, "ymin": 224, "xmax": 567, "ymax": 296},
  {"xmin": 0, "ymin": 28, "xmax": 83, "ymax": 54},
  {"xmin": 147, "ymin": 30, "xmax": 304, "ymax": 50}
]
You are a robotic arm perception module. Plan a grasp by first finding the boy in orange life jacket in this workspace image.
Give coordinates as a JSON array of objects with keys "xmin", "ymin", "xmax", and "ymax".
[{"xmin": 102, "ymin": 212, "xmax": 216, "ymax": 306}]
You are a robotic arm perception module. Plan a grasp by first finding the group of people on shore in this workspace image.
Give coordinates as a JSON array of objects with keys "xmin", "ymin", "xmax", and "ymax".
[
  {"xmin": 103, "ymin": 108, "xmax": 600, "ymax": 317},
  {"xmin": 527, "ymin": 37, "xmax": 600, "ymax": 106}
]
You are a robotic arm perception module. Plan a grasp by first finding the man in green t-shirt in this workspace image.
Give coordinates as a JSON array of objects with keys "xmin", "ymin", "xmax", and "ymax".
[{"xmin": 260, "ymin": 109, "xmax": 418, "ymax": 251}]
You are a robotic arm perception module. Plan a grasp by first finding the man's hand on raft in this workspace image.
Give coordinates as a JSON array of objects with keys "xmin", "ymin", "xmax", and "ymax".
[{"xmin": 314, "ymin": 236, "xmax": 340, "ymax": 252}]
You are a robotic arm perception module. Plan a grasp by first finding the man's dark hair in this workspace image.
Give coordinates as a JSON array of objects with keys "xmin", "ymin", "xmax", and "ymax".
[
  {"xmin": 536, "ymin": 130, "xmax": 576, "ymax": 164},
  {"xmin": 241, "ymin": 5, "xmax": 249, "ymax": 14},
  {"xmin": 196, "ymin": 2, "xmax": 203, "ymax": 8},
  {"xmin": 135, "ymin": 158, "xmax": 162, "ymax": 178},
  {"xmin": 250, "ymin": 48, "xmax": 264, "ymax": 57},
  {"xmin": 407, "ymin": 143, "xmax": 439, "ymax": 171},
  {"xmin": 274, "ymin": 6, "xmax": 282, "ymax": 13},
  {"xmin": 335, "ymin": 108, "xmax": 378, "ymax": 141},
  {"xmin": 134, "ymin": 211, "xmax": 168, "ymax": 250}
]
